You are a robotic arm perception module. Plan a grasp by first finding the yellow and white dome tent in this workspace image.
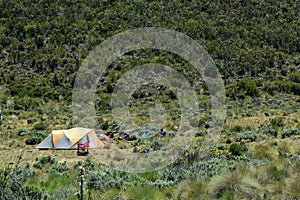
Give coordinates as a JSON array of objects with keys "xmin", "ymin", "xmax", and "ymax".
[{"xmin": 36, "ymin": 127, "xmax": 104, "ymax": 150}]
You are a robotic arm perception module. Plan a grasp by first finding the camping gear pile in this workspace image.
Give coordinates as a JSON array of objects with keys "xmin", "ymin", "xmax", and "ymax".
[{"xmin": 105, "ymin": 131, "xmax": 137, "ymax": 141}]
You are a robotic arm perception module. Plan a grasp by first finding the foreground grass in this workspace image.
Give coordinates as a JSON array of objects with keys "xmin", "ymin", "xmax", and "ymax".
[{"xmin": 0, "ymin": 93, "xmax": 299, "ymax": 199}]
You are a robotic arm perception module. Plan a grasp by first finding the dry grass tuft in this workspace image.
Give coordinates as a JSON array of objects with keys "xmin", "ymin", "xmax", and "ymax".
[
  {"xmin": 208, "ymin": 165, "xmax": 262, "ymax": 199},
  {"xmin": 252, "ymin": 143, "xmax": 277, "ymax": 160},
  {"xmin": 175, "ymin": 179, "xmax": 208, "ymax": 200}
]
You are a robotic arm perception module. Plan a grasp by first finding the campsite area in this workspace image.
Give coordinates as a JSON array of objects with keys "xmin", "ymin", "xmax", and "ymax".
[{"xmin": 0, "ymin": 0, "xmax": 300, "ymax": 199}]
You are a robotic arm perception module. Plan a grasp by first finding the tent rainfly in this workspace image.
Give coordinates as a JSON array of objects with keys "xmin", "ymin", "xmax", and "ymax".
[{"xmin": 36, "ymin": 127, "xmax": 104, "ymax": 150}]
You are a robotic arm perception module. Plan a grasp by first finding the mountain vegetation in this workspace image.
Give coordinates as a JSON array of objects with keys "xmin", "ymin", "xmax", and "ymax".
[{"xmin": 0, "ymin": 0, "xmax": 299, "ymax": 199}]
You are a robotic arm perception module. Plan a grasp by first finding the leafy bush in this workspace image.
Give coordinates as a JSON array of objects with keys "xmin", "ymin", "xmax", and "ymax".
[
  {"xmin": 258, "ymin": 125, "xmax": 278, "ymax": 138},
  {"xmin": 25, "ymin": 131, "xmax": 45, "ymax": 145},
  {"xmin": 291, "ymin": 83, "xmax": 300, "ymax": 95},
  {"xmin": 150, "ymin": 138, "xmax": 165, "ymax": 151},
  {"xmin": 229, "ymin": 143, "xmax": 243, "ymax": 156},
  {"xmin": 236, "ymin": 131, "xmax": 257, "ymax": 142},
  {"xmin": 32, "ymin": 122, "xmax": 47, "ymax": 130},
  {"xmin": 27, "ymin": 117, "xmax": 37, "ymax": 124},
  {"xmin": 238, "ymin": 78, "xmax": 259, "ymax": 97},
  {"xmin": 11, "ymin": 166, "xmax": 34, "ymax": 182},
  {"xmin": 291, "ymin": 71, "xmax": 300, "ymax": 83},
  {"xmin": 159, "ymin": 157, "xmax": 236, "ymax": 184},
  {"xmin": 17, "ymin": 128, "xmax": 28, "ymax": 136},
  {"xmin": 33, "ymin": 156, "xmax": 55, "ymax": 169},
  {"xmin": 25, "ymin": 136, "xmax": 42, "ymax": 145},
  {"xmin": 74, "ymin": 158, "xmax": 95, "ymax": 171},
  {"xmin": 23, "ymin": 185, "xmax": 43, "ymax": 200},
  {"xmin": 195, "ymin": 130, "xmax": 208, "ymax": 137},
  {"xmin": 135, "ymin": 138, "xmax": 165, "ymax": 153},
  {"xmin": 278, "ymin": 150, "xmax": 300, "ymax": 161},
  {"xmin": 281, "ymin": 128, "xmax": 300, "ymax": 138},
  {"xmin": 47, "ymin": 161, "xmax": 69, "ymax": 174},
  {"xmin": 0, "ymin": 166, "xmax": 35, "ymax": 199},
  {"xmin": 231, "ymin": 125, "xmax": 242, "ymax": 132},
  {"xmin": 49, "ymin": 188, "xmax": 77, "ymax": 200},
  {"xmin": 86, "ymin": 167, "xmax": 132, "ymax": 192},
  {"xmin": 164, "ymin": 89, "xmax": 177, "ymax": 100},
  {"xmin": 270, "ymin": 117, "xmax": 285, "ymax": 128}
]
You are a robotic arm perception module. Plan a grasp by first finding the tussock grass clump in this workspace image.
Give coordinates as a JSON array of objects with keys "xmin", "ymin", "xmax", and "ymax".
[
  {"xmin": 252, "ymin": 144, "xmax": 277, "ymax": 160},
  {"xmin": 175, "ymin": 179, "xmax": 208, "ymax": 200},
  {"xmin": 208, "ymin": 165, "xmax": 262, "ymax": 199},
  {"xmin": 277, "ymin": 141, "xmax": 291, "ymax": 153},
  {"xmin": 265, "ymin": 163, "xmax": 287, "ymax": 182},
  {"xmin": 288, "ymin": 179, "xmax": 300, "ymax": 199}
]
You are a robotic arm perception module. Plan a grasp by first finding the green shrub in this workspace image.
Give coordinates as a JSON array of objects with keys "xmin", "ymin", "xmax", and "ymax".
[
  {"xmin": 11, "ymin": 166, "xmax": 35, "ymax": 182},
  {"xmin": 236, "ymin": 131, "xmax": 257, "ymax": 142},
  {"xmin": 291, "ymin": 83, "xmax": 300, "ymax": 95},
  {"xmin": 86, "ymin": 167, "xmax": 132, "ymax": 192},
  {"xmin": 25, "ymin": 136, "xmax": 42, "ymax": 145},
  {"xmin": 281, "ymin": 128, "xmax": 300, "ymax": 138},
  {"xmin": 150, "ymin": 138, "xmax": 164, "ymax": 151},
  {"xmin": 278, "ymin": 150, "xmax": 300, "ymax": 160},
  {"xmin": 270, "ymin": 117, "xmax": 285, "ymax": 128},
  {"xmin": 47, "ymin": 161, "xmax": 69, "ymax": 174},
  {"xmin": 98, "ymin": 119, "xmax": 109, "ymax": 130},
  {"xmin": 40, "ymin": 156, "xmax": 52, "ymax": 165},
  {"xmin": 229, "ymin": 143, "xmax": 242, "ymax": 156},
  {"xmin": 33, "ymin": 122, "xmax": 47, "ymax": 130},
  {"xmin": 164, "ymin": 89, "xmax": 177, "ymax": 100},
  {"xmin": 33, "ymin": 156, "xmax": 51, "ymax": 169},
  {"xmin": 238, "ymin": 78, "xmax": 259, "ymax": 97},
  {"xmin": 32, "ymin": 160, "xmax": 43, "ymax": 169},
  {"xmin": 263, "ymin": 80, "xmax": 293, "ymax": 95},
  {"xmin": 291, "ymin": 71, "xmax": 300, "ymax": 83},
  {"xmin": 10, "ymin": 84, "xmax": 30, "ymax": 98},
  {"xmin": 135, "ymin": 138, "xmax": 165, "ymax": 153},
  {"xmin": 230, "ymin": 125, "xmax": 242, "ymax": 132},
  {"xmin": 23, "ymin": 184, "xmax": 43, "ymax": 200},
  {"xmin": 0, "ymin": 166, "xmax": 37, "ymax": 199},
  {"xmin": 74, "ymin": 157, "xmax": 94, "ymax": 171},
  {"xmin": 24, "ymin": 130, "xmax": 45, "ymax": 145},
  {"xmin": 35, "ymin": 107, "xmax": 45, "ymax": 115},
  {"xmin": 17, "ymin": 128, "xmax": 28, "ymax": 136},
  {"xmin": 258, "ymin": 125, "xmax": 278, "ymax": 137},
  {"xmin": 195, "ymin": 130, "xmax": 208, "ymax": 137},
  {"xmin": 27, "ymin": 117, "xmax": 37, "ymax": 124}
]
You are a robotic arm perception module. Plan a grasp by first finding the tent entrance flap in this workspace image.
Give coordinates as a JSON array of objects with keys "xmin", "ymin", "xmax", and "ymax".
[{"xmin": 52, "ymin": 130, "xmax": 64, "ymax": 148}]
